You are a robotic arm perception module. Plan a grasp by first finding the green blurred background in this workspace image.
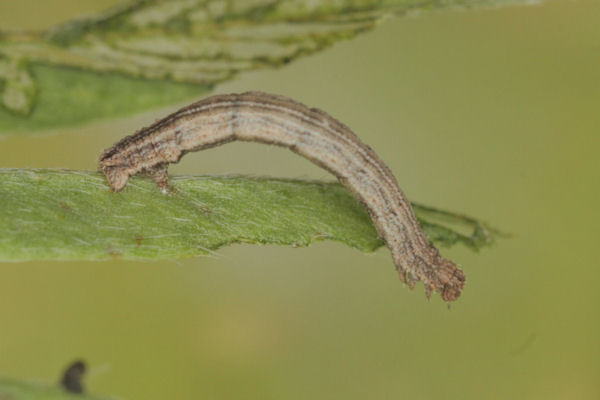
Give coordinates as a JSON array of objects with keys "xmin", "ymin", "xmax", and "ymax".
[{"xmin": 0, "ymin": 0, "xmax": 599, "ymax": 399}]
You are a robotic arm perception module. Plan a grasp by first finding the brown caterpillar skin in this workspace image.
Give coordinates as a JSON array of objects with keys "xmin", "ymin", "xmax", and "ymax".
[{"xmin": 99, "ymin": 91, "xmax": 465, "ymax": 302}]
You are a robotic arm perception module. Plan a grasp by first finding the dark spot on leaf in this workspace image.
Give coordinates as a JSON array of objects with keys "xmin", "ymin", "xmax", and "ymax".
[
  {"xmin": 60, "ymin": 359, "xmax": 86, "ymax": 394},
  {"xmin": 106, "ymin": 246, "xmax": 121, "ymax": 258},
  {"xmin": 58, "ymin": 202, "xmax": 72, "ymax": 211},
  {"xmin": 194, "ymin": 204, "xmax": 212, "ymax": 215},
  {"xmin": 135, "ymin": 236, "xmax": 144, "ymax": 245}
]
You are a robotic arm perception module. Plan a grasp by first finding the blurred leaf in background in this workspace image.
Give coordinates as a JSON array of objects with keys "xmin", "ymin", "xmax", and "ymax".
[
  {"xmin": 0, "ymin": 360, "xmax": 108, "ymax": 400},
  {"xmin": 0, "ymin": 0, "xmax": 544, "ymax": 133}
]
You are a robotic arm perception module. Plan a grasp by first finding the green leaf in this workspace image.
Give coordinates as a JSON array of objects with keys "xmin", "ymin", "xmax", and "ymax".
[
  {"xmin": 0, "ymin": 169, "xmax": 495, "ymax": 262},
  {"xmin": 0, "ymin": 378, "xmax": 107, "ymax": 400},
  {"xmin": 0, "ymin": 58, "xmax": 36, "ymax": 115},
  {"xmin": 0, "ymin": 0, "xmax": 545, "ymax": 133},
  {"xmin": 0, "ymin": 64, "xmax": 207, "ymax": 132}
]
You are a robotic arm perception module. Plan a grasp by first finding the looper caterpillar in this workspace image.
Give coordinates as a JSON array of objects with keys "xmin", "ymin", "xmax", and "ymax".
[{"xmin": 99, "ymin": 92, "xmax": 465, "ymax": 302}]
